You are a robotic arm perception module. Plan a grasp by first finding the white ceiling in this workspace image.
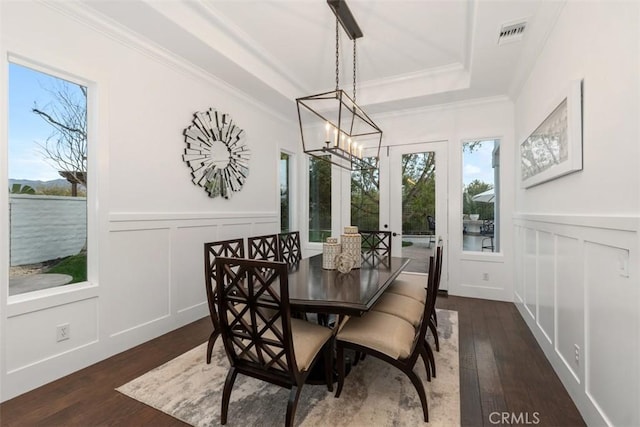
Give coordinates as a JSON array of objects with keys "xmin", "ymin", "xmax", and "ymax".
[{"xmin": 75, "ymin": 0, "xmax": 565, "ymax": 117}]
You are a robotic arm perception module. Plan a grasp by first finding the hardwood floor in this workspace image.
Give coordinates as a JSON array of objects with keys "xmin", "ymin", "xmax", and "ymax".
[{"xmin": 0, "ymin": 296, "xmax": 585, "ymax": 426}]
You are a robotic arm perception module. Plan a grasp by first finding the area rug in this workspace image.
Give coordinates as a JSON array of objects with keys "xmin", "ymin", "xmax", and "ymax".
[{"xmin": 117, "ymin": 309, "xmax": 459, "ymax": 426}]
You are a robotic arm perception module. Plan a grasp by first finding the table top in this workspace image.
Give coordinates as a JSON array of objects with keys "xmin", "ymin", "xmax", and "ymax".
[{"xmin": 286, "ymin": 254, "xmax": 411, "ymax": 316}]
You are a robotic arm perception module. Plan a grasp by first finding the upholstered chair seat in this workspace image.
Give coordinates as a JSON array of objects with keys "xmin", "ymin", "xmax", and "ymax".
[
  {"xmin": 371, "ymin": 292, "xmax": 425, "ymax": 327},
  {"xmin": 386, "ymin": 274, "xmax": 428, "ymax": 304},
  {"xmin": 337, "ymin": 311, "xmax": 416, "ymax": 360}
]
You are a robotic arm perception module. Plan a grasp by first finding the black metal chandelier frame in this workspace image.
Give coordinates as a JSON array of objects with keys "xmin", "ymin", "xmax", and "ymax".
[{"xmin": 296, "ymin": 0, "xmax": 382, "ymax": 171}]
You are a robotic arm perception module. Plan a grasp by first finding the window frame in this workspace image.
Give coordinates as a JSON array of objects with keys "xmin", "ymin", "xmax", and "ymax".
[{"xmin": 5, "ymin": 55, "xmax": 98, "ymax": 310}]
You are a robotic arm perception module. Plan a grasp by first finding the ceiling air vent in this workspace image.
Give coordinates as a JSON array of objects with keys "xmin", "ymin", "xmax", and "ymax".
[{"xmin": 498, "ymin": 20, "xmax": 527, "ymax": 45}]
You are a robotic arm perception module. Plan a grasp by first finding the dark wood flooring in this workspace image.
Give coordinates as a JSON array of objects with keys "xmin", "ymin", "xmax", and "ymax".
[{"xmin": 0, "ymin": 296, "xmax": 585, "ymax": 426}]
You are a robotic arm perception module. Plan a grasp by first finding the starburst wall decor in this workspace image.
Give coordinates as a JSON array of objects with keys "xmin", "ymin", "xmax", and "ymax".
[{"xmin": 182, "ymin": 108, "xmax": 250, "ymax": 199}]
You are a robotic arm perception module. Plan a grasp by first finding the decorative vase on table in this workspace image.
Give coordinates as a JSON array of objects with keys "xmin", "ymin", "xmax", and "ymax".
[
  {"xmin": 341, "ymin": 226, "xmax": 362, "ymax": 269},
  {"xmin": 322, "ymin": 237, "xmax": 341, "ymax": 270}
]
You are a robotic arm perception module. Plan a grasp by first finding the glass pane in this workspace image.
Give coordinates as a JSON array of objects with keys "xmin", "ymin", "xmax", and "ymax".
[
  {"xmin": 280, "ymin": 152, "xmax": 290, "ymax": 232},
  {"xmin": 8, "ymin": 63, "xmax": 88, "ymax": 296},
  {"xmin": 351, "ymin": 158, "xmax": 379, "ymax": 231},
  {"xmin": 308, "ymin": 156, "xmax": 331, "ymax": 242},
  {"xmin": 401, "ymin": 151, "xmax": 435, "ymax": 273},
  {"xmin": 462, "ymin": 140, "xmax": 499, "ymax": 252}
]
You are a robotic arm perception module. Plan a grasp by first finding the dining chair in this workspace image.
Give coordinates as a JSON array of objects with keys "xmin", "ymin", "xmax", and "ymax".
[
  {"xmin": 215, "ymin": 257, "xmax": 334, "ymax": 427},
  {"xmin": 203, "ymin": 238, "xmax": 245, "ymax": 364},
  {"xmin": 278, "ymin": 231, "xmax": 302, "ymax": 268},
  {"xmin": 360, "ymin": 230, "xmax": 391, "ymax": 264},
  {"xmin": 248, "ymin": 234, "xmax": 279, "ymax": 261},
  {"xmin": 334, "ymin": 255, "xmax": 438, "ymax": 422},
  {"xmin": 383, "ymin": 244, "xmax": 444, "ymax": 353}
]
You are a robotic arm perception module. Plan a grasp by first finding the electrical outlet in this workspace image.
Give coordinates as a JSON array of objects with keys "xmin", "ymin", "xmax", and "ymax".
[
  {"xmin": 574, "ymin": 344, "xmax": 580, "ymax": 365},
  {"xmin": 56, "ymin": 323, "xmax": 70, "ymax": 342},
  {"xmin": 482, "ymin": 273, "xmax": 489, "ymax": 281}
]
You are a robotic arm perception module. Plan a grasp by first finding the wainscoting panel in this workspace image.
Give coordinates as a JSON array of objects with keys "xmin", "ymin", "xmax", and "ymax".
[
  {"xmin": 524, "ymin": 227, "xmax": 537, "ymax": 320},
  {"xmin": 513, "ymin": 214, "xmax": 639, "ymax": 427},
  {"xmin": 107, "ymin": 228, "xmax": 172, "ymax": 337},
  {"xmin": 5, "ymin": 296, "xmax": 98, "ymax": 373},
  {"xmin": 555, "ymin": 234, "xmax": 582, "ymax": 383},
  {"xmin": 585, "ymin": 241, "xmax": 638, "ymax": 427},
  {"xmin": 514, "ymin": 226, "xmax": 525, "ymax": 303},
  {"xmin": 173, "ymin": 225, "xmax": 218, "ymax": 315},
  {"xmin": 537, "ymin": 231, "xmax": 555, "ymax": 345}
]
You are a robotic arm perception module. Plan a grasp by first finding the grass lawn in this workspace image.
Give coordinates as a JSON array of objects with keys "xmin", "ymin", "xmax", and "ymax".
[{"xmin": 47, "ymin": 253, "xmax": 87, "ymax": 283}]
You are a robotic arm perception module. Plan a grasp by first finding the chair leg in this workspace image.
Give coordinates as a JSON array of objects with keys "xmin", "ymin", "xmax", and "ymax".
[
  {"xmin": 419, "ymin": 343, "xmax": 431, "ymax": 382},
  {"xmin": 221, "ymin": 367, "xmax": 238, "ymax": 425},
  {"xmin": 286, "ymin": 385, "xmax": 303, "ymax": 427},
  {"xmin": 323, "ymin": 342, "xmax": 333, "ymax": 392},
  {"xmin": 206, "ymin": 330, "xmax": 219, "ymax": 364},
  {"xmin": 406, "ymin": 368, "xmax": 429, "ymax": 422},
  {"xmin": 352, "ymin": 351, "xmax": 366, "ymax": 366},
  {"xmin": 424, "ymin": 340, "xmax": 436, "ymax": 378},
  {"xmin": 428, "ymin": 318, "xmax": 440, "ymax": 352},
  {"xmin": 335, "ymin": 345, "xmax": 345, "ymax": 398}
]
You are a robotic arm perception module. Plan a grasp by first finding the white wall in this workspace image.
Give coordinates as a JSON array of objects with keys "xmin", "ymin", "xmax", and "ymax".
[
  {"xmin": 0, "ymin": 1, "xmax": 295, "ymax": 401},
  {"xmin": 513, "ymin": 2, "xmax": 640, "ymax": 426}
]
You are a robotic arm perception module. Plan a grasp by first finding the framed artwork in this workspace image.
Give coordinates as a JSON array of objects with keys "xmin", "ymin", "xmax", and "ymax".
[
  {"xmin": 182, "ymin": 108, "xmax": 250, "ymax": 199},
  {"xmin": 520, "ymin": 79, "xmax": 583, "ymax": 188}
]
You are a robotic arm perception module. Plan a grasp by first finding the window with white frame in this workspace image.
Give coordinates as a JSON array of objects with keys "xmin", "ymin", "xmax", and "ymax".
[
  {"xmin": 462, "ymin": 139, "xmax": 500, "ymax": 252},
  {"xmin": 8, "ymin": 62, "xmax": 88, "ymax": 296},
  {"xmin": 308, "ymin": 156, "xmax": 331, "ymax": 242}
]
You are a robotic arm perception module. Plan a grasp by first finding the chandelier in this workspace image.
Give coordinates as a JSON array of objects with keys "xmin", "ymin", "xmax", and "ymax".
[{"xmin": 296, "ymin": 0, "xmax": 382, "ymax": 171}]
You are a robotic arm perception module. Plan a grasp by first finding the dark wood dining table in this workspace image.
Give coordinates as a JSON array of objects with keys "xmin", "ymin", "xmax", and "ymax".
[{"xmin": 286, "ymin": 253, "xmax": 411, "ymax": 317}]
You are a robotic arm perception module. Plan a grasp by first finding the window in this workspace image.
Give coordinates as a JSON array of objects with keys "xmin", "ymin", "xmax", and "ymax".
[
  {"xmin": 280, "ymin": 152, "xmax": 291, "ymax": 232},
  {"xmin": 351, "ymin": 158, "xmax": 379, "ymax": 231},
  {"xmin": 462, "ymin": 139, "xmax": 500, "ymax": 252},
  {"xmin": 308, "ymin": 156, "xmax": 331, "ymax": 242},
  {"xmin": 8, "ymin": 62, "xmax": 88, "ymax": 295}
]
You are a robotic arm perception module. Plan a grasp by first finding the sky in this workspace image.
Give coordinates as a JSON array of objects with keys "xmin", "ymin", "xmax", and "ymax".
[
  {"xmin": 462, "ymin": 140, "xmax": 496, "ymax": 188},
  {"xmin": 8, "ymin": 63, "xmax": 75, "ymax": 181}
]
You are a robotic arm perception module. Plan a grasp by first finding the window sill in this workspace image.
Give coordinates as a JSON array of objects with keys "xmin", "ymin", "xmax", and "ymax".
[{"xmin": 7, "ymin": 282, "xmax": 99, "ymax": 317}]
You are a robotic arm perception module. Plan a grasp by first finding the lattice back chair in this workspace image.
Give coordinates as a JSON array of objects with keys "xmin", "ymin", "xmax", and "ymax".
[
  {"xmin": 360, "ymin": 230, "xmax": 392, "ymax": 264},
  {"xmin": 215, "ymin": 257, "xmax": 333, "ymax": 427},
  {"xmin": 278, "ymin": 231, "xmax": 302, "ymax": 268},
  {"xmin": 334, "ymin": 255, "xmax": 438, "ymax": 422},
  {"xmin": 203, "ymin": 238, "xmax": 245, "ymax": 364},
  {"xmin": 248, "ymin": 234, "xmax": 280, "ymax": 261}
]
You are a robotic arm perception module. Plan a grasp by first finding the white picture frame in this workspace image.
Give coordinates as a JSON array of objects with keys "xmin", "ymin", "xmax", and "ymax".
[{"xmin": 520, "ymin": 79, "xmax": 583, "ymax": 188}]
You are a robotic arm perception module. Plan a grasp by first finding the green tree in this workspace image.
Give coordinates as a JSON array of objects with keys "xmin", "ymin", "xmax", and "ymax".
[
  {"xmin": 351, "ymin": 164, "xmax": 379, "ymax": 230},
  {"xmin": 309, "ymin": 156, "xmax": 332, "ymax": 241},
  {"xmin": 463, "ymin": 179, "xmax": 494, "ymax": 220},
  {"xmin": 401, "ymin": 152, "xmax": 435, "ymax": 233}
]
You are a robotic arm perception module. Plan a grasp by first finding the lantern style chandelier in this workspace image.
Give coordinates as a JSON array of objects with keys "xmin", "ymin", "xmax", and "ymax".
[{"xmin": 296, "ymin": 0, "xmax": 383, "ymax": 171}]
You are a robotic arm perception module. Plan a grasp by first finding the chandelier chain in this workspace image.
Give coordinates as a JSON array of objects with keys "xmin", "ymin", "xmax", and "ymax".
[
  {"xmin": 353, "ymin": 39, "xmax": 357, "ymax": 102},
  {"xmin": 335, "ymin": 18, "xmax": 340, "ymax": 92}
]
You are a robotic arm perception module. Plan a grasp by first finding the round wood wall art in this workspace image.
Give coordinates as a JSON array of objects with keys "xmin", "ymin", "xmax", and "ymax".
[{"xmin": 182, "ymin": 108, "xmax": 250, "ymax": 198}]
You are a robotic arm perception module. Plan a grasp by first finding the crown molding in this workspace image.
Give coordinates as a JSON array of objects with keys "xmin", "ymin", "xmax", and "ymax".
[{"xmin": 38, "ymin": 0, "xmax": 294, "ymax": 124}]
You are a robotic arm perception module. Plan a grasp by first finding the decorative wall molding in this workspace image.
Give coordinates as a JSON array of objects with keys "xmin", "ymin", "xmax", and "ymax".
[
  {"xmin": 513, "ymin": 212, "xmax": 639, "ymax": 232},
  {"xmin": 514, "ymin": 215, "xmax": 639, "ymax": 426}
]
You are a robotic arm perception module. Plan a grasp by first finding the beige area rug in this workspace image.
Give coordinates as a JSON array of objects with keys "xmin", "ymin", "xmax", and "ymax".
[{"xmin": 117, "ymin": 309, "xmax": 459, "ymax": 426}]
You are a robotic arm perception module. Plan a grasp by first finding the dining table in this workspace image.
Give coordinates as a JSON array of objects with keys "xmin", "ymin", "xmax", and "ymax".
[{"xmin": 285, "ymin": 253, "xmax": 411, "ymax": 317}]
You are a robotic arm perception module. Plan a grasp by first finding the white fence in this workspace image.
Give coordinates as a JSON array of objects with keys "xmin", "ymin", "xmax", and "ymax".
[{"xmin": 9, "ymin": 195, "xmax": 86, "ymax": 266}]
